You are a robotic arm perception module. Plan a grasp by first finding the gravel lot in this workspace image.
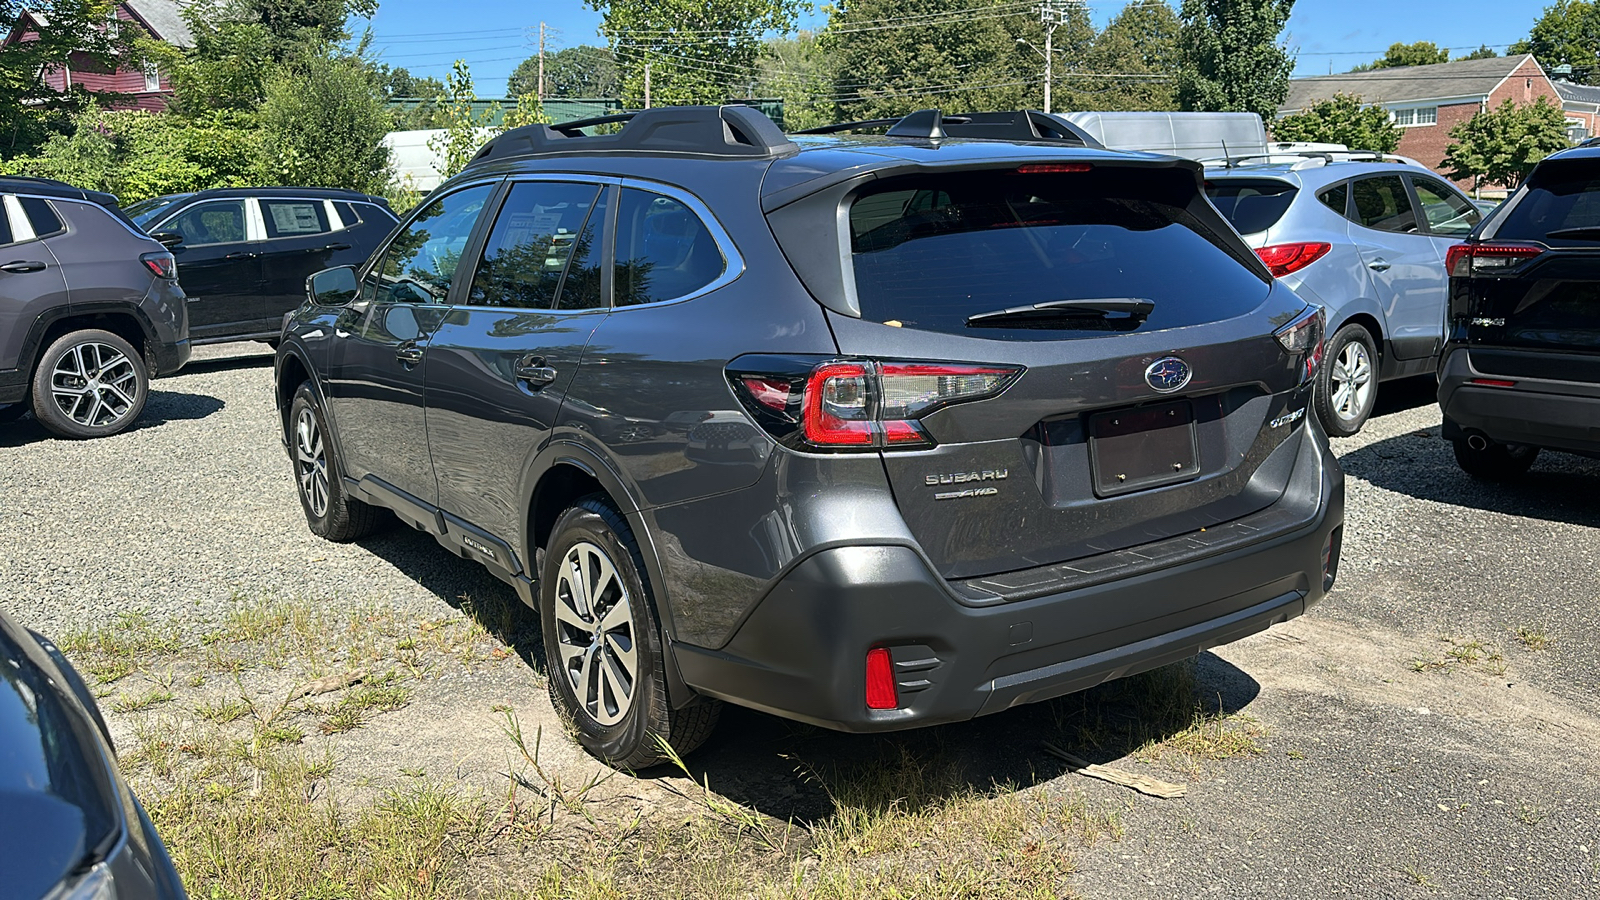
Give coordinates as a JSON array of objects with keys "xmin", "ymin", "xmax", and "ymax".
[{"xmin": 2, "ymin": 345, "xmax": 1598, "ymax": 898}]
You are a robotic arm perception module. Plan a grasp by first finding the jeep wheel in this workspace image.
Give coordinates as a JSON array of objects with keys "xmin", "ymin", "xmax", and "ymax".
[
  {"xmin": 1452, "ymin": 437, "xmax": 1539, "ymax": 482},
  {"xmin": 1315, "ymin": 324, "xmax": 1378, "ymax": 437},
  {"xmin": 542, "ymin": 497, "xmax": 719, "ymax": 769},
  {"xmin": 31, "ymin": 329, "xmax": 148, "ymax": 439},
  {"xmin": 289, "ymin": 382, "xmax": 383, "ymax": 541}
]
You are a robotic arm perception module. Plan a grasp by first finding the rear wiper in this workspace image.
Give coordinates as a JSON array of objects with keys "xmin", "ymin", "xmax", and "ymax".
[
  {"xmin": 1544, "ymin": 226, "xmax": 1600, "ymax": 240},
  {"xmin": 966, "ymin": 298, "xmax": 1155, "ymax": 327}
]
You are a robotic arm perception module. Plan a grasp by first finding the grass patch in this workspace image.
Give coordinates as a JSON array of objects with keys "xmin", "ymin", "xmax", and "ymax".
[
  {"xmin": 1515, "ymin": 625, "xmax": 1549, "ymax": 652},
  {"xmin": 1409, "ymin": 636, "xmax": 1507, "ymax": 676},
  {"xmin": 113, "ymin": 686, "xmax": 175, "ymax": 713}
]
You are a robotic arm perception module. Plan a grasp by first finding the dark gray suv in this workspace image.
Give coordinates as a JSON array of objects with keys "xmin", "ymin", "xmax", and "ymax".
[
  {"xmin": 0, "ymin": 177, "xmax": 189, "ymax": 438},
  {"xmin": 275, "ymin": 107, "xmax": 1345, "ymax": 769}
]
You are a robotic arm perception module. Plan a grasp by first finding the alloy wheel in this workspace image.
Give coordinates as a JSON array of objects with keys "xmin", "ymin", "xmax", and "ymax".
[
  {"xmin": 553, "ymin": 540, "xmax": 638, "ymax": 726},
  {"xmin": 295, "ymin": 408, "xmax": 330, "ymax": 518},
  {"xmin": 49, "ymin": 342, "xmax": 139, "ymax": 430},
  {"xmin": 1328, "ymin": 340, "xmax": 1374, "ymax": 423}
]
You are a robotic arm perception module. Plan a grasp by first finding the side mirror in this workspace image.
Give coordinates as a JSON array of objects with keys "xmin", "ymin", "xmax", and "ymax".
[
  {"xmin": 307, "ymin": 265, "xmax": 359, "ymax": 307},
  {"xmin": 150, "ymin": 231, "xmax": 183, "ymax": 249}
]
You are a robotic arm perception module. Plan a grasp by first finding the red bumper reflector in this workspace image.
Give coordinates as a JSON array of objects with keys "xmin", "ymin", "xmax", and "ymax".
[
  {"xmin": 1470, "ymin": 378, "xmax": 1517, "ymax": 388},
  {"xmin": 865, "ymin": 647, "xmax": 898, "ymax": 710}
]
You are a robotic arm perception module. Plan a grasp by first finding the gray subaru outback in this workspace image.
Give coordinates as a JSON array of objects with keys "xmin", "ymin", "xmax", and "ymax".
[{"xmin": 275, "ymin": 107, "xmax": 1344, "ymax": 769}]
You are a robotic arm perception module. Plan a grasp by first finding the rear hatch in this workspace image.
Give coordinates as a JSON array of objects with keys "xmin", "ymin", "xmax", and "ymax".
[
  {"xmin": 1204, "ymin": 175, "xmax": 1298, "ymax": 239},
  {"xmin": 764, "ymin": 157, "xmax": 1319, "ymax": 581},
  {"xmin": 1455, "ymin": 156, "xmax": 1600, "ymax": 369}
]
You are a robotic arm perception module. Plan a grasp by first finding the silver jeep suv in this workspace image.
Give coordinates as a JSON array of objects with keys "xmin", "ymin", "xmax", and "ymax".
[{"xmin": 1205, "ymin": 153, "xmax": 1481, "ymax": 434}]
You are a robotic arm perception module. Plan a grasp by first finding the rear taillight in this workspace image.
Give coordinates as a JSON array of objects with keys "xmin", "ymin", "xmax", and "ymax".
[
  {"xmin": 1254, "ymin": 242, "xmax": 1331, "ymax": 278},
  {"xmin": 729, "ymin": 355, "xmax": 1023, "ymax": 451},
  {"xmin": 1446, "ymin": 242, "xmax": 1543, "ymax": 277},
  {"xmin": 1274, "ymin": 305, "xmax": 1325, "ymax": 383},
  {"xmin": 140, "ymin": 251, "xmax": 176, "ymax": 279}
]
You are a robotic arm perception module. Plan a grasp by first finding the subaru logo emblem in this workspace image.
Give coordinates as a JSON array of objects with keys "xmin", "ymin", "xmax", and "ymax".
[{"xmin": 1144, "ymin": 356, "xmax": 1192, "ymax": 393}]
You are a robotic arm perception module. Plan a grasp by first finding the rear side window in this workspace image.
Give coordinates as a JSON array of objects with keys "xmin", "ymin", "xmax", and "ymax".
[
  {"xmin": 333, "ymin": 201, "xmax": 361, "ymax": 227},
  {"xmin": 1351, "ymin": 175, "xmax": 1417, "ymax": 233},
  {"xmin": 613, "ymin": 189, "xmax": 724, "ymax": 307},
  {"xmin": 1317, "ymin": 183, "xmax": 1348, "ymax": 216},
  {"xmin": 1204, "ymin": 179, "xmax": 1297, "ymax": 234},
  {"xmin": 1496, "ymin": 160, "xmax": 1600, "ymax": 246},
  {"xmin": 468, "ymin": 181, "xmax": 601, "ymax": 309},
  {"xmin": 0, "ymin": 202, "xmax": 12, "ymax": 245},
  {"xmin": 261, "ymin": 199, "xmax": 330, "ymax": 238},
  {"xmin": 20, "ymin": 197, "xmax": 64, "ymax": 237},
  {"xmin": 847, "ymin": 168, "xmax": 1270, "ymax": 339}
]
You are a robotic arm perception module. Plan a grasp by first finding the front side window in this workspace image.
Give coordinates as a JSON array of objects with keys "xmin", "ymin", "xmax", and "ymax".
[
  {"xmin": 261, "ymin": 199, "xmax": 330, "ymax": 238},
  {"xmin": 613, "ymin": 188, "xmax": 724, "ymax": 307},
  {"xmin": 365, "ymin": 183, "xmax": 494, "ymax": 305},
  {"xmin": 1351, "ymin": 176, "xmax": 1418, "ymax": 234},
  {"xmin": 166, "ymin": 200, "xmax": 247, "ymax": 245},
  {"xmin": 1410, "ymin": 176, "xmax": 1479, "ymax": 236},
  {"xmin": 468, "ymin": 181, "xmax": 602, "ymax": 309}
]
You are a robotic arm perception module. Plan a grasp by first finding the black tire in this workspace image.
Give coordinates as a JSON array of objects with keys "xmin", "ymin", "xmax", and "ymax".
[
  {"xmin": 541, "ymin": 496, "xmax": 720, "ymax": 770},
  {"xmin": 30, "ymin": 329, "xmax": 148, "ymax": 439},
  {"xmin": 1315, "ymin": 324, "xmax": 1380, "ymax": 437},
  {"xmin": 1452, "ymin": 438, "xmax": 1539, "ymax": 482},
  {"xmin": 288, "ymin": 382, "xmax": 384, "ymax": 541}
]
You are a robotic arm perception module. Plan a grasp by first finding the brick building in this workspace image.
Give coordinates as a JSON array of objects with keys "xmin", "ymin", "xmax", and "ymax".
[
  {"xmin": 1279, "ymin": 54, "xmax": 1563, "ymax": 192},
  {"xmin": 3, "ymin": 0, "xmax": 194, "ymax": 112}
]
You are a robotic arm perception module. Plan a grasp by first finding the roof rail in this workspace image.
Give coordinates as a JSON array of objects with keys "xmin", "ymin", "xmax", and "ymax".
[
  {"xmin": 468, "ymin": 105, "xmax": 798, "ymax": 166},
  {"xmin": 795, "ymin": 109, "xmax": 1103, "ymax": 148},
  {"xmin": 1200, "ymin": 149, "xmax": 1418, "ymax": 169}
]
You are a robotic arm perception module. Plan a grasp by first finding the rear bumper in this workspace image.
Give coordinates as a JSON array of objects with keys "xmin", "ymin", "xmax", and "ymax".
[
  {"xmin": 1438, "ymin": 348, "xmax": 1600, "ymax": 454},
  {"xmin": 674, "ymin": 424, "xmax": 1344, "ymax": 732},
  {"xmin": 152, "ymin": 338, "xmax": 191, "ymax": 378}
]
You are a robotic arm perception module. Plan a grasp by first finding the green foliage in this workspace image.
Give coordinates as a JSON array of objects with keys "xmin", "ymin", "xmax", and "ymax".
[
  {"xmin": 1512, "ymin": 0, "xmax": 1600, "ymax": 84},
  {"xmin": 0, "ymin": 0, "xmax": 141, "ymax": 156},
  {"xmin": 508, "ymin": 46, "xmax": 620, "ymax": 98},
  {"xmin": 148, "ymin": 1, "xmax": 276, "ymax": 115},
  {"xmin": 427, "ymin": 61, "xmax": 496, "ymax": 180},
  {"xmin": 258, "ymin": 50, "xmax": 393, "ymax": 194},
  {"xmin": 1462, "ymin": 44, "xmax": 1500, "ymax": 61},
  {"xmin": 825, "ymin": 0, "xmax": 1045, "ymax": 121},
  {"xmin": 756, "ymin": 32, "xmax": 832, "ymax": 130},
  {"xmin": 247, "ymin": 0, "xmax": 378, "ymax": 62},
  {"xmin": 1072, "ymin": 0, "xmax": 1182, "ymax": 112},
  {"xmin": 593, "ymin": 0, "xmax": 804, "ymax": 106},
  {"xmin": 1177, "ymin": 0, "xmax": 1296, "ymax": 121},
  {"xmin": 0, "ymin": 107, "xmax": 257, "ymax": 201},
  {"xmin": 1349, "ymin": 41, "xmax": 1450, "ymax": 72},
  {"xmin": 503, "ymin": 93, "xmax": 551, "ymax": 129},
  {"xmin": 1271, "ymin": 93, "xmax": 1400, "ymax": 151},
  {"xmin": 1443, "ymin": 96, "xmax": 1571, "ymax": 190}
]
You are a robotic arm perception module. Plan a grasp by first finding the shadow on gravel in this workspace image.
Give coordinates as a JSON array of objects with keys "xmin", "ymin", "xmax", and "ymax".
[
  {"xmin": 0, "ymin": 390, "xmax": 225, "ymax": 447},
  {"xmin": 669, "ymin": 651, "xmax": 1261, "ymax": 824},
  {"xmin": 1340, "ymin": 427, "xmax": 1600, "ymax": 528},
  {"xmin": 1369, "ymin": 374, "xmax": 1437, "ymax": 419},
  {"xmin": 179, "ymin": 352, "xmax": 274, "ymax": 375}
]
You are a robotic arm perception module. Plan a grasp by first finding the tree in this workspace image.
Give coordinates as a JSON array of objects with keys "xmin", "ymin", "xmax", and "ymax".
[
  {"xmin": 1349, "ymin": 41, "xmax": 1450, "ymax": 72},
  {"xmin": 825, "ymin": 0, "xmax": 1046, "ymax": 121},
  {"xmin": 376, "ymin": 64, "xmax": 445, "ymax": 99},
  {"xmin": 246, "ymin": 0, "xmax": 378, "ymax": 61},
  {"xmin": 0, "ymin": 0, "xmax": 140, "ymax": 156},
  {"xmin": 507, "ymin": 46, "xmax": 620, "ymax": 97},
  {"xmin": 427, "ymin": 61, "xmax": 496, "ymax": 180},
  {"xmin": 1443, "ymin": 97, "xmax": 1571, "ymax": 191},
  {"xmin": 1461, "ymin": 44, "xmax": 1499, "ymax": 61},
  {"xmin": 1177, "ymin": 0, "xmax": 1296, "ymax": 121},
  {"xmin": 1073, "ymin": 0, "xmax": 1181, "ymax": 112},
  {"xmin": 1271, "ymin": 93, "xmax": 1400, "ymax": 151},
  {"xmin": 258, "ymin": 49, "xmax": 392, "ymax": 193},
  {"xmin": 756, "ymin": 32, "xmax": 831, "ymax": 130},
  {"xmin": 591, "ymin": 0, "xmax": 803, "ymax": 106},
  {"xmin": 1512, "ymin": 0, "xmax": 1600, "ymax": 84}
]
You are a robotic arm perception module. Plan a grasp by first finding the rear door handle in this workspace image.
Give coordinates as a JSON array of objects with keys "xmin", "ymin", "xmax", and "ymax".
[
  {"xmin": 1368, "ymin": 258, "xmax": 1391, "ymax": 272},
  {"xmin": 396, "ymin": 342, "xmax": 424, "ymax": 366},
  {"xmin": 322, "ymin": 243, "xmax": 352, "ymax": 252},
  {"xmin": 515, "ymin": 355, "xmax": 558, "ymax": 389},
  {"xmin": 225, "ymin": 251, "xmax": 259, "ymax": 260},
  {"xmin": 0, "ymin": 260, "xmax": 46, "ymax": 273}
]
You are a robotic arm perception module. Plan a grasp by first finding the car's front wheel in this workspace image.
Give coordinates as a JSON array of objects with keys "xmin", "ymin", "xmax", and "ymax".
[
  {"xmin": 1452, "ymin": 437, "xmax": 1539, "ymax": 481},
  {"xmin": 541, "ymin": 496, "xmax": 720, "ymax": 769},
  {"xmin": 1316, "ymin": 324, "xmax": 1379, "ymax": 437},
  {"xmin": 30, "ymin": 329, "xmax": 148, "ymax": 439},
  {"xmin": 288, "ymin": 382, "xmax": 384, "ymax": 541}
]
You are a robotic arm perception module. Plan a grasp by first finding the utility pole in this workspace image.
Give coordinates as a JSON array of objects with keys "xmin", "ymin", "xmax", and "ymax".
[
  {"xmin": 644, "ymin": 63, "xmax": 651, "ymax": 109},
  {"xmin": 537, "ymin": 22, "xmax": 545, "ymax": 99},
  {"xmin": 1021, "ymin": 0, "xmax": 1069, "ymax": 114}
]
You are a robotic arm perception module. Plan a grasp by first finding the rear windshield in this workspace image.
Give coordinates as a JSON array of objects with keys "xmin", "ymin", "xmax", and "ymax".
[
  {"xmin": 1497, "ymin": 159, "xmax": 1600, "ymax": 246},
  {"xmin": 848, "ymin": 168, "xmax": 1270, "ymax": 339},
  {"xmin": 1204, "ymin": 178, "xmax": 1298, "ymax": 234}
]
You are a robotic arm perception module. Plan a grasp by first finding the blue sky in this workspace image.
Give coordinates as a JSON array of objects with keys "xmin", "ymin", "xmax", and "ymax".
[{"xmin": 360, "ymin": 0, "xmax": 1543, "ymax": 95}]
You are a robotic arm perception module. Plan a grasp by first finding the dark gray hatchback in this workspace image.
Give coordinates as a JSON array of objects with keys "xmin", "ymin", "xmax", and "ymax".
[{"xmin": 275, "ymin": 107, "xmax": 1344, "ymax": 769}]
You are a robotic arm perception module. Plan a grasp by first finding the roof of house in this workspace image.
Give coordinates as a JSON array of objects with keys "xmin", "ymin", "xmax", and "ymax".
[
  {"xmin": 1553, "ymin": 79, "xmax": 1600, "ymax": 107},
  {"xmin": 1282, "ymin": 54, "xmax": 1538, "ymax": 113},
  {"xmin": 124, "ymin": 0, "xmax": 193, "ymax": 48}
]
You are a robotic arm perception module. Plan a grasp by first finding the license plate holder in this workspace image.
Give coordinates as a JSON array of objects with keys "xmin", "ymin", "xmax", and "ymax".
[{"xmin": 1088, "ymin": 401, "xmax": 1199, "ymax": 498}]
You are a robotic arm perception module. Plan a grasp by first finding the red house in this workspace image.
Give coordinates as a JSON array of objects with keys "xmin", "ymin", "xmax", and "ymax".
[{"xmin": 4, "ymin": 0, "xmax": 194, "ymax": 111}]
